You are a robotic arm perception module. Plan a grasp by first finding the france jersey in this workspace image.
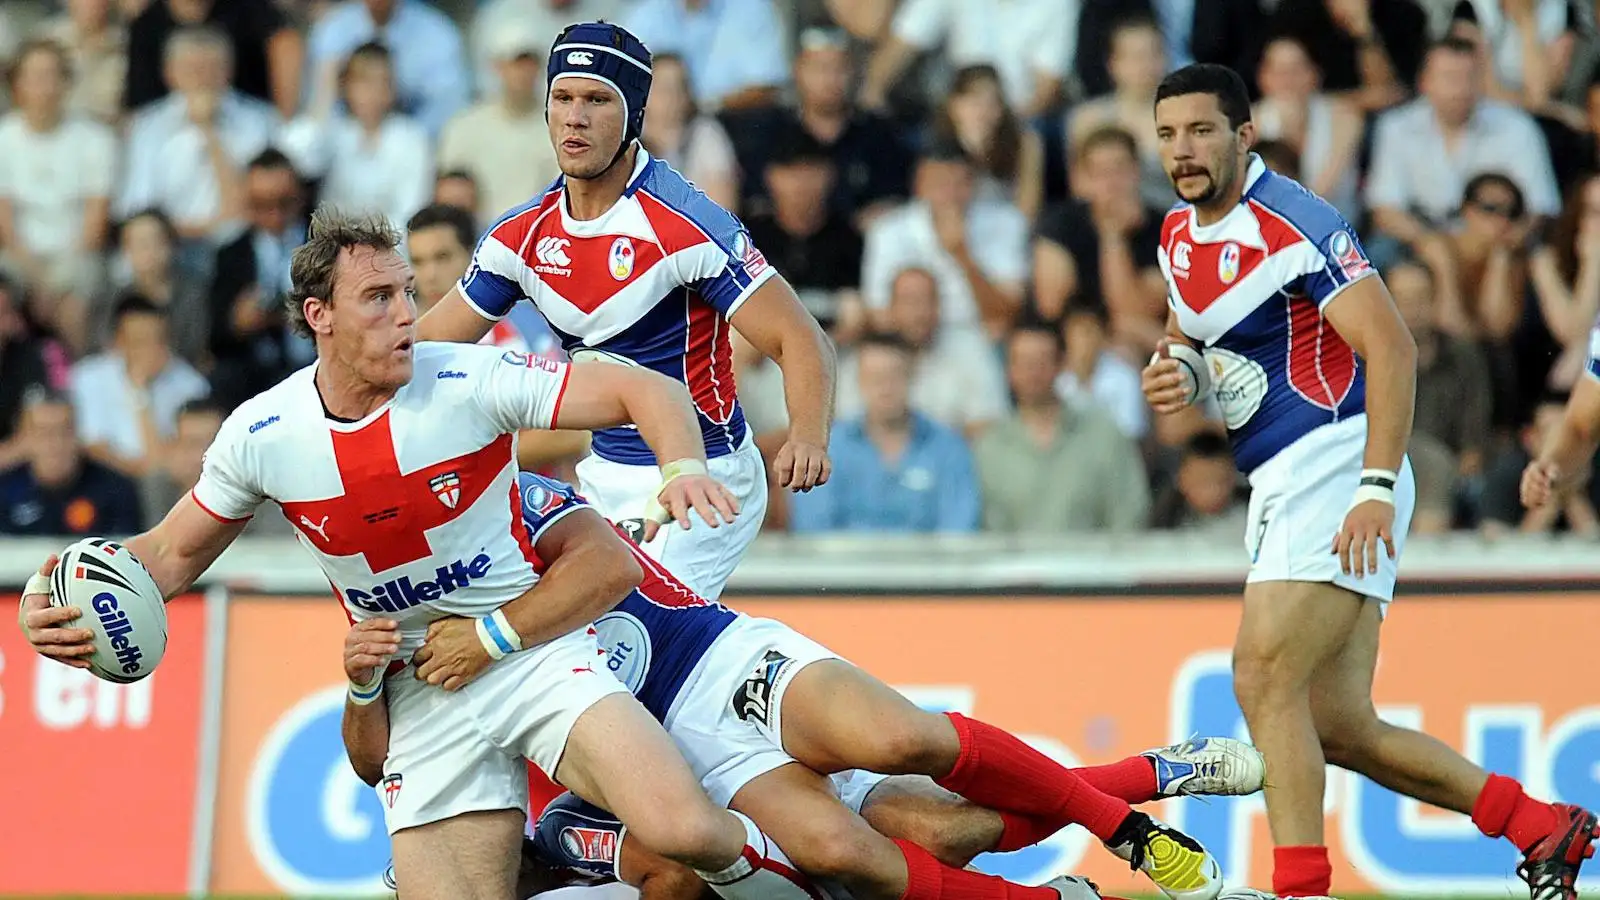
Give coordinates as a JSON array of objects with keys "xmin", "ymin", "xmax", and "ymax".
[
  {"xmin": 461, "ymin": 150, "xmax": 775, "ymax": 466},
  {"xmin": 517, "ymin": 472, "xmax": 736, "ymax": 719},
  {"xmin": 1157, "ymin": 154, "xmax": 1377, "ymax": 474}
]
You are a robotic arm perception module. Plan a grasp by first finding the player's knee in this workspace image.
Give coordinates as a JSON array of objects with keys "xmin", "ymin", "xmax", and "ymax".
[
  {"xmin": 774, "ymin": 819, "xmax": 883, "ymax": 882},
  {"xmin": 1231, "ymin": 648, "xmax": 1306, "ymax": 710},
  {"xmin": 855, "ymin": 713, "xmax": 951, "ymax": 775},
  {"xmin": 629, "ymin": 804, "xmax": 732, "ymax": 868}
]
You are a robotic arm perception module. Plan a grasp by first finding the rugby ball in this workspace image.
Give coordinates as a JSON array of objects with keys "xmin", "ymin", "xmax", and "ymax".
[{"xmin": 49, "ymin": 538, "xmax": 168, "ymax": 683}]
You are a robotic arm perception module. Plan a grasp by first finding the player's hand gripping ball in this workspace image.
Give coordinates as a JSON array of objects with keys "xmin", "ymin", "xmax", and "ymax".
[
  {"xmin": 413, "ymin": 615, "xmax": 492, "ymax": 691},
  {"xmin": 19, "ymin": 539, "xmax": 167, "ymax": 682},
  {"xmin": 1142, "ymin": 338, "xmax": 1211, "ymax": 414}
]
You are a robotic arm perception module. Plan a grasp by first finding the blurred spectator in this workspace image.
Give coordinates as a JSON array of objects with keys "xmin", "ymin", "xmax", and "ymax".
[
  {"xmin": 861, "ymin": 0, "xmax": 1069, "ymax": 117},
  {"xmin": 1366, "ymin": 37, "xmax": 1559, "ymax": 257},
  {"xmin": 305, "ymin": 0, "xmax": 470, "ymax": 138},
  {"xmin": 71, "ymin": 296, "xmax": 209, "ymax": 478},
  {"xmin": 470, "ymin": 0, "xmax": 622, "ymax": 99},
  {"xmin": 105, "ymin": 208, "xmax": 209, "ymax": 363},
  {"xmin": 1253, "ymin": 138, "xmax": 1303, "ymax": 180},
  {"xmin": 1406, "ymin": 429, "xmax": 1458, "ymax": 535},
  {"xmin": 1033, "ymin": 126, "xmax": 1167, "ymax": 349},
  {"xmin": 1448, "ymin": 173, "xmax": 1532, "ymax": 345},
  {"xmin": 1253, "ymin": 35, "xmax": 1364, "ymax": 221},
  {"xmin": 973, "ymin": 322, "xmax": 1149, "ymax": 533},
  {"xmin": 438, "ymin": 23, "xmax": 558, "ymax": 228},
  {"xmin": 623, "ymin": 0, "xmax": 789, "ymax": 110},
  {"xmin": 0, "ymin": 278, "xmax": 52, "ymax": 471},
  {"xmin": 137, "ymin": 394, "xmax": 218, "ymax": 529},
  {"xmin": 1055, "ymin": 304, "xmax": 1149, "ymax": 440},
  {"xmin": 281, "ymin": 41, "xmax": 431, "ymax": 232},
  {"xmin": 0, "ymin": 387, "xmax": 143, "ymax": 535},
  {"xmin": 1456, "ymin": 0, "xmax": 1570, "ymax": 109},
  {"xmin": 861, "ymin": 138, "xmax": 1028, "ymax": 341},
  {"xmin": 124, "ymin": 0, "xmax": 302, "ymax": 119},
  {"xmin": 743, "ymin": 123, "xmax": 863, "ymax": 334},
  {"xmin": 1389, "ymin": 260, "xmax": 1492, "ymax": 485},
  {"xmin": 735, "ymin": 26, "xmax": 911, "ymax": 229},
  {"xmin": 207, "ymin": 150, "xmax": 309, "ymax": 409},
  {"xmin": 934, "ymin": 64, "xmax": 1045, "ymax": 222},
  {"xmin": 39, "ymin": 0, "xmax": 129, "ymax": 122},
  {"xmin": 789, "ymin": 332, "xmax": 980, "ymax": 534},
  {"xmin": 1067, "ymin": 15, "xmax": 1173, "ymax": 211},
  {"xmin": 836, "ymin": 267, "xmax": 1008, "ymax": 437},
  {"xmin": 1149, "ymin": 431, "xmax": 1245, "ymax": 534},
  {"xmin": 116, "ymin": 25, "xmax": 280, "ymax": 242},
  {"xmin": 1267, "ymin": 0, "xmax": 1429, "ymax": 112},
  {"xmin": 641, "ymin": 54, "xmax": 740, "ymax": 213},
  {"xmin": 407, "ymin": 203, "xmax": 474, "ymax": 314},
  {"xmin": 0, "ymin": 38, "xmax": 116, "ymax": 353},
  {"xmin": 1481, "ymin": 390, "xmax": 1600, "ymax": 535},
  {"xmin": 1529, "ymin": 172, "xmax": 1600, "ymax": 392},
  {"xmin": 434, "ymin": 169, "xmax": 480, "ymax": 215}
]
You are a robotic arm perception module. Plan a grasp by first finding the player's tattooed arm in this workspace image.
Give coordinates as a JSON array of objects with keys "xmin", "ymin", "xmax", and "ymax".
[{"xmin": 729, "ymin": 275, "xmax": 836, "ymax": 491}]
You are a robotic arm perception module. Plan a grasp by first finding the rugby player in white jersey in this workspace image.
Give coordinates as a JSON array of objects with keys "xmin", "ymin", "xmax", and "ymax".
[
  {"xmin": 16, "ymin": 208, "xmax": 823, "ymax": 900},
  {"xmin": 1142, "ymin": 63, "xmax": 1597, "ymax": 900},
  {"xmin": 413, "ymin": 21, "xmax": 836, "ymax": 601}
]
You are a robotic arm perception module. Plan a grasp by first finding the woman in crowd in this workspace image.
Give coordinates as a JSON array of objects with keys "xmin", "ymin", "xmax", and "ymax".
[
  {"xmin": 641, "ymin": 53, "xmax": 740, "ymax": 213},
  {"xmin": 932, "ymin": 64, "xmax": 1044, "ymax": 222}
]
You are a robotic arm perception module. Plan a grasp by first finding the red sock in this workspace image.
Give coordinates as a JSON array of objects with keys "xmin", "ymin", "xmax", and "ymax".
[
  {"xmin": 895, "ymin": 838, "xmax": 1057, "ymax": 899},
  {"xmin": 1272, "ymin": 845, "xmax": 1332, "ymax": 897},
  {"xmin": 1472, "ymin": 773, "xmax": 1560, "ymax": 851},
  {"xmin": 932, "ymin": 713, "xmax": 1131, "ymax": 844},
  {"xmin": 1074, "ymin": 756, "xmax": 1161, "ymax": 803}
]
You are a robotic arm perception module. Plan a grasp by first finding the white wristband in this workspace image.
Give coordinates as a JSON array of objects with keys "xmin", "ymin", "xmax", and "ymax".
[
  {"xmin": 1351, "ymin": 468, "xmax": 1398, "ymax": 508},
  {"xmin": 476, "ymin": 608, "xmax": 523, "ymax": 661},
  {"xmin": 348, "ymin": 670, "xmax": 385, "ymax": 706},
  {"xmin": 643, "ymin": 458, "xmax": 712, "ymax": 525}
]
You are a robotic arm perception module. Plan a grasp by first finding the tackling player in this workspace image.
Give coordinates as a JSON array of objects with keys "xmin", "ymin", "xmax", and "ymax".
[
  {"xmin": 17, "ymin": 208, "xmax": 819, "ymax": 900},
  {"xmin": 1142, "ymin": 63, "xmax": 1598, "ymax": 900},
  {"xmin": 414, "ymin": 21, "xmax": 836, "ymax": 600},
  {"xmin": 345, "ymin": 471, "xmax": 1247, "ymax": 900}
]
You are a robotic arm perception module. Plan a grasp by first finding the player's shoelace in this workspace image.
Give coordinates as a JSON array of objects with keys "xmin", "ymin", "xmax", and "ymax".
[
  {"xmin": 1172, "ymin": 738, "xmax": 1225, "ymax": 784},
  {"xmin": 1128, "ymin": 821, "xmax": 1213, "ymax": 892}
]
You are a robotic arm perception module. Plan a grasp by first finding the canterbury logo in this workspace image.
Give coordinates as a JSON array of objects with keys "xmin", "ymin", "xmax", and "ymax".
[
  {"xmin": 566, "ymin": 50, "xmax": 594, "ymax": 65},
  {"xmin": 1172, "ymin": 241, "xmax": 1193, "ymax": 272},
  {"xmin": 536, "ymin": 236, "xmax": 572, "ymax": 268}
]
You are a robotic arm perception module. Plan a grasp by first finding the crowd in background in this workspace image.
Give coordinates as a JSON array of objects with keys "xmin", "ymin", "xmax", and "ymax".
[{"xmin": 1, "ymin": 0, "xmax": 1598, "ymax": 542}]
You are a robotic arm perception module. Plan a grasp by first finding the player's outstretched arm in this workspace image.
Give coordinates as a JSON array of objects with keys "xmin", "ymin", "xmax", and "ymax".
[
  {"xmin": 412, "ymin": 508, "xmax": 643, "ymax": 691},
  {"xmin": 728, "ymin": 275, "xmax": 836, "ymax": 491},
  {"xmin": 1523, "ymin": 373, "xmax": 1600, "ymax": 509},
  {"xmin": 415, "ymin": 283, "xmax": 497, "ymax": 345}
]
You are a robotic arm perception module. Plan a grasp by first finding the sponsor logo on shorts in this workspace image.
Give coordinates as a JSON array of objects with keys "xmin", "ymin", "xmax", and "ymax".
[
  {"xmin": 559, "ymin": 826, "xmax": 617, "ymax": 865},
  {"xmin": 380, "ymin": 774, "xmax": 402, "ymax": 809},
  {"xmin": 732, "ymin": 649, "xmax": 795, "ymax": 729}
]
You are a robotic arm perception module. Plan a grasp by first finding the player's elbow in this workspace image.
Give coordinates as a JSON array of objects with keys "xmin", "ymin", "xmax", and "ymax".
[{"xmin": 580, "ymin": 539, "xmax": 644, "ymax": 607}]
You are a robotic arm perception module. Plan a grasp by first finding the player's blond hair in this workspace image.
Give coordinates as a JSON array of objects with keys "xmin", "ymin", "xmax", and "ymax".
[{"xmin": 286, "ymin": 205, "xmax": 402, "ymax": 338}]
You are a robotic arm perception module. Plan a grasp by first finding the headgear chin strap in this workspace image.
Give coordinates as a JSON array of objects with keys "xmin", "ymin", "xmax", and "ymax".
[{"xmin": 548, "ymin": 22, "xmax": 654, "ymax": 175}]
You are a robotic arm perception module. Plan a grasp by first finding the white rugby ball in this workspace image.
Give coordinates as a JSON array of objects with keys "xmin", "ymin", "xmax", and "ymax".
[{"xmin": 49, "ymin": 538, "xmax": 168, "ymax": 683}]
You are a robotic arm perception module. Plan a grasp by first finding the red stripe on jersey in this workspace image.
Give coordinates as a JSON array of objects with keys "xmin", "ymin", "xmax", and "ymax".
[
  {"xmin": 634, "ymin": 190, "xmax": 715, "ymax": 253},
  {"xmin": 625, "ymin": 538, "xmax": 710, "ymax": 609},
  {"xmin": 549, "ymin": 363, "xmax": 572, "ymax": 429},
  {"xmin": 278, "ymin": 413, "xmax": 515, "ymax": 573},
  {"xmin": 683, "ymin": 297, "xmax": 736, "ymax": 424},
  {"xmin": 489, "ymin": 194, "xmax": 560, "ymax": 259},
  {"xmin": 1246, "ymin": 199, "xmax": 1306, "ymax": 251},
  {"xmin": 510, "ymin": 481, "xmax": 542, "ymax": 572},
  {"xmin": 1286, "ymin": 293, "xmax": 1356, "ymax": 411},
  {"xmin": 189, "ymin": 489, "xmax": 251, "ymax": 524}
]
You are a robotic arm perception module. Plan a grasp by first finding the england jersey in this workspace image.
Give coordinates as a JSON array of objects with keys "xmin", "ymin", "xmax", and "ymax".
[
  {"xmin": 1158, "ymin": 154, "xmax": 1376, "ymax": 473},
  {"xmin": 191, "ymin": 343, "xmax": 572, "ymax": 652},
  {"xmin": 458, "ymin": 150, "xmax": 774, "ymax": 467},
  {"xmin": 517, "ymin": 472, "xmax": 736, "ymax": 720}
]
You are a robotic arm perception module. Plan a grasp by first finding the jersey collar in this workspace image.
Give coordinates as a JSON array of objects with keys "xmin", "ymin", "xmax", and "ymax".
[
  {"xmin": 1185, "ymin": 153, "xmax": 1269, "ymax": 250},
  {"xmin": 557, "ymin": 146, "xmax": 653, "ymax": 238}
]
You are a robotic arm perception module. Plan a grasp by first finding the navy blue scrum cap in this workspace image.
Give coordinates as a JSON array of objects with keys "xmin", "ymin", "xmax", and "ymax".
[{"xmin": 548, "ymin": 21, "xmax": 654, "ymax": 147}]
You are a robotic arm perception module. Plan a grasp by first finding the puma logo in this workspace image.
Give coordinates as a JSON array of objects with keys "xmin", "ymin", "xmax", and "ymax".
[{"xmin": 300, "ymin": 515, "xmax": 330, "ymax": 541}]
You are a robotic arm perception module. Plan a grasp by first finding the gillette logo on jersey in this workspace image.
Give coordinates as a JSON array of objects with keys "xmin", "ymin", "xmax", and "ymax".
[
  {"xmin": 345, "ymin": 553, "xmax": 494, "ymax": 612},
  {"xmin": 458, "ymin": 151, "xmax": 772, "ymax": 467},
  {"xmin": 1158, "ymin": 154, "xmax": 1374, "ymax": 474}
]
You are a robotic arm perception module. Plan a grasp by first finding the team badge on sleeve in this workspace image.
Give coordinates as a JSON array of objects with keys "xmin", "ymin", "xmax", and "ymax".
[
  {"xmin": 1328, "ymin": 231, "xmax": 1372, "ymax": 279},
  {"xmin": 732, "ymin": 231, "xmax": 770, "ymax": 277}
]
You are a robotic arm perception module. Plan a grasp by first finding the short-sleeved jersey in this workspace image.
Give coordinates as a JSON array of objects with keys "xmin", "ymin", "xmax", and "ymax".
[
  {"xmin": 1157, "ymin": 155, "xmax": 1376, "ymax": 474},
  {"xmin": 192, "ymin": 343, "xmax": 572, "ymax": 652},
  {"xmin": 517, "ymin": 472, "xmax": 736, "ymax": 720},
  {"xmin": 459, "ymin": 150, "xmax": 775, "ymax": 466}
]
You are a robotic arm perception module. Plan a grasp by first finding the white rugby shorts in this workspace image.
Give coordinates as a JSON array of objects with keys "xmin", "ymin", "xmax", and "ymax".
[
  {"xmin": 1244, "ymin": 413, "xmax": 1415, "ymax": 603},
  {"xmin": 575, "ymin": 432, "xmax": 767, "ymax": 601},
  {"xmin": 378, "ymin": 626, "xmax": 628, "ymax": 834},
  {"xmin": 662, "ymin": 615, "xmax": 841, "ymax": 807}
]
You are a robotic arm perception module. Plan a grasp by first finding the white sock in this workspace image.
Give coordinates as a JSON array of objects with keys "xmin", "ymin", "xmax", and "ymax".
[{"xmin": 694, "ymin": 810, "xmax": 821, "ymax": 900}]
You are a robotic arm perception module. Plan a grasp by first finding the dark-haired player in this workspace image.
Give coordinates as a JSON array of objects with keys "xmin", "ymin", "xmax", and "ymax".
[{"xmin": 1142, "ymin": 63, "xmax": 1597, "ymax": 900}]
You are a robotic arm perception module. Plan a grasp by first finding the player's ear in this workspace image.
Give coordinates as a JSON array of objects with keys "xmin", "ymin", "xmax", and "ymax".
[
  {"xmin": 1238, "ymin": 120, "xmax": 1257, "ymax": 150},
  {"xmin": 303, "ymin": 295, "xmax": 335, "ymax": 336}
]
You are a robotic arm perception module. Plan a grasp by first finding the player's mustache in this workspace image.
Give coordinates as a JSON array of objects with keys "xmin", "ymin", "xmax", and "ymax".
[{"xmin": 1173, "ymin": 166, "xmax": 1211, "ymax": 179}]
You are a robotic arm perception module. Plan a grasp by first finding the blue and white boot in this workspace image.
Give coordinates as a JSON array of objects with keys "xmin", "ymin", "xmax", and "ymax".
[{"xmin": 1143, "ymin": 737, "xmax": 1266, "ymax": 798}]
